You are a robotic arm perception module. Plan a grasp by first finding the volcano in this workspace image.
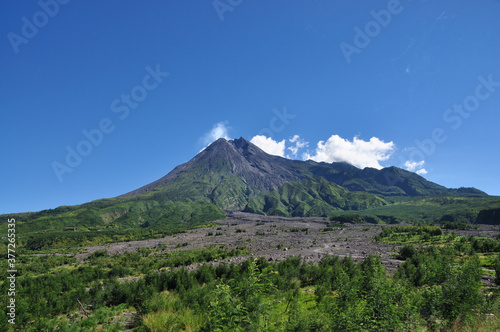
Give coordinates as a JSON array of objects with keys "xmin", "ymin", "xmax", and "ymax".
[{"xmin": 120, "ymin": 137, "xmax": 486, "ymax": 213}]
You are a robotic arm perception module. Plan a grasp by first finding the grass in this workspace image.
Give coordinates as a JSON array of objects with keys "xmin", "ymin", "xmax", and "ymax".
[
  {"xmin": 478, "ymin": 253, "xmax": 498, "ymax": 269},
  {"xmin": 482, "ymin": 268, "xmax": 495, "ymax": 276},
  {"xmin": 142, "ymin": 291, "xmax": 203, "ymax": 331}
]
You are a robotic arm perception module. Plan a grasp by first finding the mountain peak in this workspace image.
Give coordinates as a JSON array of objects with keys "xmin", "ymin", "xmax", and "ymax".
[
  {"xmin": 213, "ymin": 137, "xmax": 231, "ymax": 144},
  {"xmin": 201, "ymin": 137, "xmax": 266, "ymax": 160},
  {"xmin": 203, "ymin": 137, "xmax": 232, "ymax": 150},
  {"xmin": 231, "ymin": 136, "xmax": 250, "ymax": 146},
  {"xmin": 203, "ymin": 137, "xmax": 232, "ymax": 151},
  {"xmin": 207, "ymin": 137, "xmax": 252, "ymax": 151},
  {"xmin": 121, "ymin": 136, "xmax": 303, "ymax": 202}
]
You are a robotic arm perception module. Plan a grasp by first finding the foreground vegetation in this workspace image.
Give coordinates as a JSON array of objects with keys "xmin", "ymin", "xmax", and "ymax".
[{"xmin": 2, "ymin": 227, "xmax": 500, "ymax": 331}]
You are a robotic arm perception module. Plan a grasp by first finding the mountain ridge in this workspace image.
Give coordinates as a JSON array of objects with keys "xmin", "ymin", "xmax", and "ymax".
[{"xmin": 121, "ymin": 137, "xmax": 487, "ymax": 209}]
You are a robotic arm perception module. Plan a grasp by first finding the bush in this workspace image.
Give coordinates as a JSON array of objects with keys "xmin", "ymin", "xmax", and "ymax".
[
  {"xmin": 396, "ymin": 247, "xmax": 451, "ymax": 287},
  {"xmin": 330, "ymin": 214, "xmax": 365, "ymax": 224},
  {"xmin": 374, "ymin": 225, "xmax": 443, "ymax": 243},
  {"xmin": 398, "ymin": 244, "xmax": 416, "ymax": 260},
  {"xmin": 440, "ymin": 221, "xmax": 473, "ymax": 230},
  {"xmin": 87, "ymin": 249, "xmax": 110, "ymax": 260}
]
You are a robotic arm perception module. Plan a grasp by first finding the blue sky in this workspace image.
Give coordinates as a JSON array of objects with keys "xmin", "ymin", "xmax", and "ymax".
[{"xmin": 1, "ymin": 0, "xmax": 500, "ymax": 214}]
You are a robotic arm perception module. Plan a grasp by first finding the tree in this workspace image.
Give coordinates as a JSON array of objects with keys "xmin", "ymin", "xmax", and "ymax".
[
  {"xmin": 201, "ymin": 258, "xmax": 278, "ymax": 331},
  {"xmin": 440, "ymin": 255, "xmax": 483, "ymax": 322},
  {"xmin": 494, "ymin": 253, "xmax": 500, "ymax": 285}
]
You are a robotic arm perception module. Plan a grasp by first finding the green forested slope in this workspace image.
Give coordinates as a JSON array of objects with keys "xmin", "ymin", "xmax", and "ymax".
[{"xmin": 243, "ymin": 177, "xmax": 388, "ymax": 217}]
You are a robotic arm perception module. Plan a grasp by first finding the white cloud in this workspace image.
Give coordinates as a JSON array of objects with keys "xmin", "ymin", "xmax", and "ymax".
[
  {"xmin": 405, "ymin": 160, "xmax": 427, "ymax": 175},
  {"xmin": 303, "ymin": 135, "xmax": 395, "ymax": 169},
  {"xmin": 287, "ymin": 135, "xmax": 309, "ymax": 158},
  {"xmin": 202, "ymin": 122, "xmax": 230, "ymax": 146},
  {"xmin": 404, "ymin": 160, "xmax": 424, "ymax": 171},
  {"xmin": 250, "ymin": 135, "xmax": 286, "ymax": 157}
]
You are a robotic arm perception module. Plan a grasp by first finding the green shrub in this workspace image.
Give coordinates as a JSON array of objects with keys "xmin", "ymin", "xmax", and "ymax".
[{"xmin": 398, "ymin": 244, "xmax": 416, "ymax": 260}]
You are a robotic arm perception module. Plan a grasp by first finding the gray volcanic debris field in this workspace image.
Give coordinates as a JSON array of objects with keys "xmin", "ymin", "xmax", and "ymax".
[{"xmin": 78, "ymin": 212, "xmax": 499, "ymax": 283}]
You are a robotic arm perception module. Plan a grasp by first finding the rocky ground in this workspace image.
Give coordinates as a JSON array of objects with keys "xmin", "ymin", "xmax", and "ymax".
[{"xmin": 78, "ymin": 212, "xmax": 499, "ymax": 282}]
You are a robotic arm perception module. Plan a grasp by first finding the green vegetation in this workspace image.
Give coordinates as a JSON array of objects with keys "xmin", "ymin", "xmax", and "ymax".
[
  {"xmin": 0, "ymin": 198, "xmax": 225, "ymax": 251},
  {"xmin": 440, "ymin": 221, "xmax": 475, "ymax": 230},
  {"xmin": 375, "ymin": 225, "xmax": 444, "ymax": 244},
  {"xmin": 323, "ymin": 195, "xmax": 500, "ymax": 225},
  {"xmin": 329, "ymin": 213, "xmax": 385, "ymax": 224},
  {"xmin": 243, "ymin": 177, "xmax": 388, "ymax": 217},
  {"xmin": 477, "ymin": 207, "xmax": 500, "ymax": 224},
  {"xmin": 1, "ymin": 199, "xmax": 225, "ymax": 233},
  {"xmin": 375, "ymin": 225, "xmax": 500, "ymax": 258},
  {"xmin": 2, "ymin": 244, "xmax": 499, "ymax": 331},
  {"xmin": 244, "ymin": 181, "xmax": 500, "ymax": 224},
  {"xmin": 2, "ymin": 212, "xmax": 500, "ymax": 331}
]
